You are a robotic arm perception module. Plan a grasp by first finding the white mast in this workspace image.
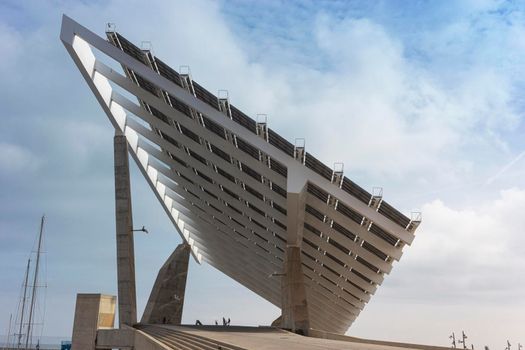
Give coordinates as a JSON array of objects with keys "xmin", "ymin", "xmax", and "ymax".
[
  {"xmin": 25, "ymin": 215, "xmax": 45, "ymax": 349},
  {"xmin": 4, "ymin": 313, "xmax": 12, "ymax": 350},
  {"xmin": 16, "ymin": 259, "xmax": 31, "ymax": 349}
]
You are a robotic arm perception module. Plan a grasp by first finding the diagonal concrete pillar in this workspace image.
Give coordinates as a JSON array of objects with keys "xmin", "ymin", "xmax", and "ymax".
[
  {"xmin": 141, "ymin": 243, "xmax": 191, "ymax": 325},
  {"xmin": 114, "ymin": 132, "xmax": 137, "ymax": 327},
  {"xmin": 281, "ymin": 173, "xmax": 310, "ymax": 334}
]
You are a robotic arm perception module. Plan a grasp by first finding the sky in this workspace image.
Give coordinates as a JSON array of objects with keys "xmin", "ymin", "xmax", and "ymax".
[{"xmin": 0, "ymin": 0, "xmax": 524, "ymax": 348}]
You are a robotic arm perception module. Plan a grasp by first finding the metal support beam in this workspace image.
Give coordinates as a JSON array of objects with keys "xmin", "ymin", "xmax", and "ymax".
[{"xmin": 114, "ymin": 132, "xmax": 137, "ymax": 327}]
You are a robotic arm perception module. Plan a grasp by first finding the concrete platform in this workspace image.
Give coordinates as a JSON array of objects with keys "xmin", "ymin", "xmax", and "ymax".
[{"xmin": 137, "ymin": 324, "xmax": 450, "ymax": 350}]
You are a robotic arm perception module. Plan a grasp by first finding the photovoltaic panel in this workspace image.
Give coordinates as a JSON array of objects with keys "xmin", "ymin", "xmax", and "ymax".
[{"xmin": 62, "ymin": 16, "xmax": 421, "ymax": 335}]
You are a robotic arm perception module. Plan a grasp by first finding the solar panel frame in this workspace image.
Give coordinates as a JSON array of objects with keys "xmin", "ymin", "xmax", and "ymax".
[
  {"xmin": 230, "ymin": 105, "xmax": 257, "ymax": 133},
  {"xmin": 305, "ymin": 152, "xmax": 333, "ymax": 181},
  {"xmin": 62, "ymin": 17, "xmax": 420, "ymax": 335}
]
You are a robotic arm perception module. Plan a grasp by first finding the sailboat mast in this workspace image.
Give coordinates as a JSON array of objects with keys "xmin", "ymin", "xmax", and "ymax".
[
  {"xmin": 5, "ymin": 313, "xmax": 12, "ymax": 350},
  {"xmin": 25, "ymin": 215, "xmax": 45, "ymax": 349},
  {"xmin": 16, "ymin": 259, "xmax": 31, "ymax": 349}
]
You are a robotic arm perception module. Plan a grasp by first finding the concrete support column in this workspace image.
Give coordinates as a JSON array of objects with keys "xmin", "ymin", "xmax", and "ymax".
[
  {"xmin": 281, "ymin": 176, "xmax": 310, "ymax": 334},
  {"xmin": 114, "ymin": 132, "xmax": 137, "ymax": 327},
  {"xmin": 281, "ymin": 246, "xmax": 310, "ymax": 334},
  {"xmin": 141, "ymin": 243, "xmax": 191, "ymax": 324},
  {"xmin": 71, "ymin": 294, "xmax": 116, "ymax": 350}
]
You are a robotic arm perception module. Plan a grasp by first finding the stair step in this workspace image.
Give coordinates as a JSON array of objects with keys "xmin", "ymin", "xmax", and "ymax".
[
  {"xmin": 148, "ymin": 330, "xmax": 217, "ymax": 350},
  {"xmin": 137, "ymin": 325, "xmax": 246, "ymax": 350}
]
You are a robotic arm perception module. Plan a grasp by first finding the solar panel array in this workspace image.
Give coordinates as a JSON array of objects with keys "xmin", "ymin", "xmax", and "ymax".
[
  {"xmin": 106, "ymin": 30, "xmax": 421, "ymax": 334},
  {"xmin": 62, "ymin": 17, "xmax": 421, "ymax": 334}
]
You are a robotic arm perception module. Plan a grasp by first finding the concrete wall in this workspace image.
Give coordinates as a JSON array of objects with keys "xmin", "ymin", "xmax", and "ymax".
[
  {"xmin": 71, "ymin": 294, "xmax": 116, "ymax": 350},
  {"xmin": 141, "ymin": 243, "xmax": 190, "ymax": 324}
]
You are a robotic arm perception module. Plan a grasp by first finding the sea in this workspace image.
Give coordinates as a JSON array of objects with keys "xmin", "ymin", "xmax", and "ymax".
[{"xmin": 0, "ymin": 335, "xmax": 69, "ymax": 349}]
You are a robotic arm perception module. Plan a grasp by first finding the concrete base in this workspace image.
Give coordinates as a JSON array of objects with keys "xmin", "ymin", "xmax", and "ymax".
[
  {"xmin": 71, "ymin": 294, "xmax": 116, "ymax": 350},
  {"xmin": 308, "ymin": 328, "xmax": 454, "ymax": 350},
  {"xmin": 139, "ymin": 325, "xmax": 455, "ymax": 350},
  {"xmin": 96, "ymin": 326, "xmax": 171, "ymax": 350},
  {"xmin": 97, "ymin": 328, "xmax": 134, "ymax": 349},
  {"xmin": 141, "ymin": 243, "xmax": 191, "ymax": 325},
  {"xmin": 281, "ymin": 246, "xmax": 310, "ymax": 335}
]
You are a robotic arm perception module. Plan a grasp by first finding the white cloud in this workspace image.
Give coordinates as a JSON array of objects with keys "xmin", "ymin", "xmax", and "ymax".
[
  {"xmin": 390, "ymin": 187, "xmax": 525, "ymax": 301},
  {"xmin": 291, "ymin": 15, "xmax": 520, "ymax": 184},
  {"xmin": 0, "ymin": 142, "xmax": 41, "ymax": 174},
  {"xmin": 0, "ymin": 23, "xmax": 22, "ymax": 74},
  {"xmin": 350, "ymin": 188, "xmax": 525, "ymax": 346},
  {"xmin": 54, "ymin": 0, "xmax": 523, "ymax": 191}
]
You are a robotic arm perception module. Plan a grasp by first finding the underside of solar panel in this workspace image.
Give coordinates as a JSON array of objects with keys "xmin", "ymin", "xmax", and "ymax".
[{"xmin": 61, "ymin": 16, "xmax": 421, "ymax": 334}]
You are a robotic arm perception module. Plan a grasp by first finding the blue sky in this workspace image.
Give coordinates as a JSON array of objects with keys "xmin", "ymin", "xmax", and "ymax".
[{"xmin": 0, "ymin": 0, "xmax": 524, "ymax": 348}]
